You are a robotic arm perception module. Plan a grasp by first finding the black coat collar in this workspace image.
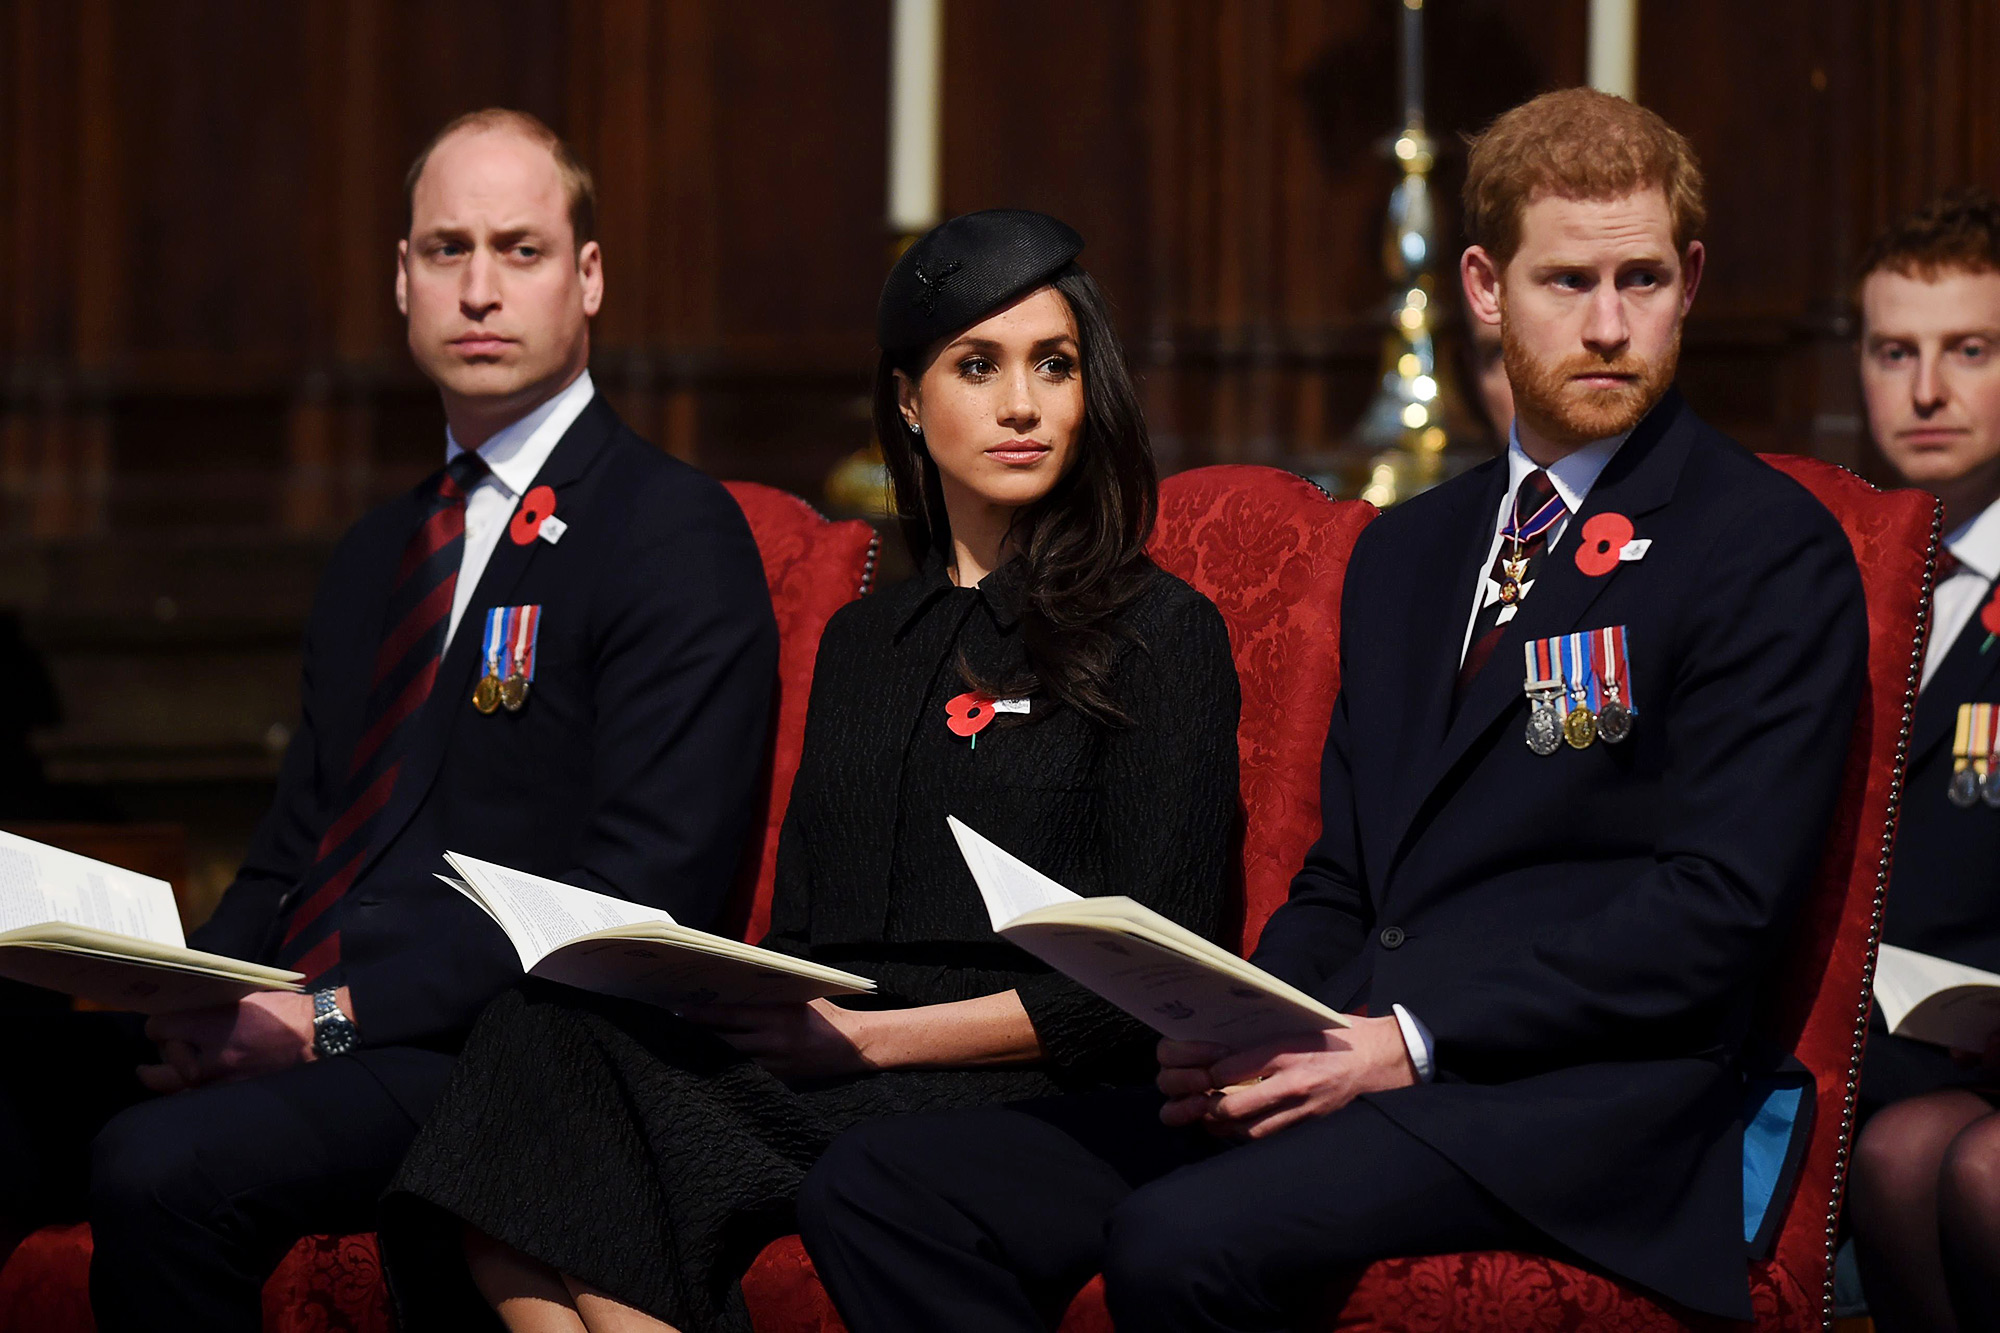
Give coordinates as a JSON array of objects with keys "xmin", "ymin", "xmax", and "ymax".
[{"xmin": 890, "ymin": 553, "xmax": 1029, "ymax": 638}]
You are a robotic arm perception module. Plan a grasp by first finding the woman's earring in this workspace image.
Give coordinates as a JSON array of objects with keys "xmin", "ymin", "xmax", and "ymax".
[{"xmin": 909, "ymin": 422, "xmax": 923, "ymax": 435}]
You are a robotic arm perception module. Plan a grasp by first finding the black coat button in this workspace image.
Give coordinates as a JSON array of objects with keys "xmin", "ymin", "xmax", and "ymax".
[{"xmin": 1379, "ymin": 926, "xmax": 1405, "ymax": 949}]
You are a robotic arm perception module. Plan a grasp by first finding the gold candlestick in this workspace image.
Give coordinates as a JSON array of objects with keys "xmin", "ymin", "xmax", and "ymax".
[{"xmin": 1312, "ymin": 0, "xmax": 1482, "ymax": 507}]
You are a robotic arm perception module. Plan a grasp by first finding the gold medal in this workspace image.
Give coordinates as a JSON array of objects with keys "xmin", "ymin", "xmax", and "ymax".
[
  {"xmin": 1952, "ymin": 704, "xmax": 1988, "ymax": 808},
  {"xmin": 1563, "ymin": 693, "xmax": 1597, "ymax": 749},
  {"xmin": 472, "ymin": 673, "xmax": 502, "ymax": 714},
  {"xmin": 500, "ymin": 671, "xmax": 529, "ymax": 712}
]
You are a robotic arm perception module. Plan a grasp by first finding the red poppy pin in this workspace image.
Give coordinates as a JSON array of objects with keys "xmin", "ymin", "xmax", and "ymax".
[
  {"xmin": 1574, "ymin": 512, "xmax": 1636, "ymax": 577},
  {"xmin": 1980, "ymin": 583, "xmax": 2000, "ymax": 652},
  {"xmin": 510, "ymin": 485, "xmax": 558, "ymax": 545},
  {"xmin": 946, "ymin": 692, "xmax": 996, "ymax": 748}
]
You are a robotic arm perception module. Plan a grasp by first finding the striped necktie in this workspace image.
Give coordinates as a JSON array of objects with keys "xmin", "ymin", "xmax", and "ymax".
[
  {"xmin": 277, "ymin": 451, "xmax": 490, "ymax": 982},
  {"xmin": 1456, "ymin": 469, "xmax": 1564, "ymax": 701}
]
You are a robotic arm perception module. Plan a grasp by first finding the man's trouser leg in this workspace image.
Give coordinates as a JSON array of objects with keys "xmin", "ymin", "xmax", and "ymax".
[
  {"xmin": 798, "ymin": 1086, "xmax": 1210, "ymax": 1333},
  {"xmin": 88, "ymin": 1049, "xmax": 433, "ymax": 1333},
  {"xmin": 1102, "ymin": 1097, "xmax": 1532, "ymax": 1333}
]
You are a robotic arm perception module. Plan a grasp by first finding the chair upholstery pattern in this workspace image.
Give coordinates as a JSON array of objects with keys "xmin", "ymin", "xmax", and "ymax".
[
  {"xmin": 1145, "ymin": 464, "xmax": 1377, "ymax": 940},
  {"xmin": 0, "ymin": 482, "xmax": 879, "ymax": 1333},
  {"xmin": 717, "ymin": 482, "xmax": 879, "ymax": 942}
]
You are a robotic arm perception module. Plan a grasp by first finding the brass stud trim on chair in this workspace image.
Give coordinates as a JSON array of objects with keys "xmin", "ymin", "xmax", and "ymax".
[{"xmin": 1817, "ymin": 472, "xmax": 1939, "ymax": 1332}]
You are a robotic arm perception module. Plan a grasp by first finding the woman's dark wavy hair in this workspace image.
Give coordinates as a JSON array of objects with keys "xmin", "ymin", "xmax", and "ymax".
[{"xmin": 873, "ymin": 265, "xmax": 1158, "ymax": 726}]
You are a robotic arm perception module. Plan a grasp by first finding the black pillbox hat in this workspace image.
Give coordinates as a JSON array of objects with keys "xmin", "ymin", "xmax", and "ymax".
[{"xmin": 876, "ymin": 209, "xmax": 1085, "ymax": 358}]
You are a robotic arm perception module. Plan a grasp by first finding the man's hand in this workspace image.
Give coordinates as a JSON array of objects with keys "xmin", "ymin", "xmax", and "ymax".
[
  {"xmin": 679, "ymin": 998, "xmax": 878, "ymax": 1082},
  {"xmin": 1155, "ymin": 1014, "xmax": 1417, "ymax": 1140},
  {"xmin": 137, "ymin": 988, "xmax": 346, "ymax": 1093}
]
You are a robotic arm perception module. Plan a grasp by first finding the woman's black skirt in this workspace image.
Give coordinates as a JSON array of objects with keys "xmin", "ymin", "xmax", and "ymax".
[{"xmin": 380, "ymin": 978, "xmax": 1068, "ymax": 1333}]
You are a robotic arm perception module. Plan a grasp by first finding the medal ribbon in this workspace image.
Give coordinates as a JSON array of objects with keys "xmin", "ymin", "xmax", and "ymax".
[
  {"xmin": 1616, "ymin": 625, "xmax": 1636, "ymax": 711},
  {"xmin": 1551, "ymin": 638, "xmax": 1572, "ymax": 722},
  {"xmin": 1523, "ymin": 637, "xmax": 1558, "ymax": 688},
  {"xmin": 1502, "ymin": 488, "xmax": 1567, "ymax": 546},
  {"xmin": 1954, "ymin": 704, "xmax": 1976, "ymax": 775},
  {"xmin": 508, "ymin": 604, "xmax": 540, "ymax": 681},
  {"xmin": 1980, "ymin": 703, "xmax": 1997, "ymax": 779},
  {"xmin": 1590, "ymin": 625, "xmax": 1638, "ymax": 715},
  {"xmin": 1563, "ymin": 633, "xmax": 1598, "ymax": 712},
  {"xmin": 482, "ymin": 607, "xmax": 507, "ymax": 680}
]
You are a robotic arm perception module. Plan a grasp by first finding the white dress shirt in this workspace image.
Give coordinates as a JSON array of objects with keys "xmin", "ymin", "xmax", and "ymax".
[
  {"xmin": 1384, "ymin": 425, "xmax": 1628, "ymax": 1083},
  {"xmin": 1923, "ymin": 494, "xmax": 2000, "ymax": 691},
  {"xmin": 442, "ymin": 370, "xmax": 596, "ymax": 649}
]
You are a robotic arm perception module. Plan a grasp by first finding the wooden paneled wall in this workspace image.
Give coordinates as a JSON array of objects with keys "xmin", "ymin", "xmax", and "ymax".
[{"xmin": 2, "ymin": 0, "xmax": 1996, "ymax": 826}]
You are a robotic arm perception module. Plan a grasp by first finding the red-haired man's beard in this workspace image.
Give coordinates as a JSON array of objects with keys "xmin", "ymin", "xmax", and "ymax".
[{"xmin": 1502, "ymin": 322, "xmax": 1679, "ymax": 449}]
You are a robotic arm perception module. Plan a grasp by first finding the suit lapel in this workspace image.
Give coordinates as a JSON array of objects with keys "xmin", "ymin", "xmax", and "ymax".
[
  {"xmin": 1378, "ymin": 460, "xmax": 1508, "ymax": 865},
  {"xmin": 350, "ymin": 395, "xmax": 621, "ymax": 884},
  {"xmin": 1385, "ymin": 391, "xmax": 1694, "ymax": 870},
  {"xmin": 1911, "ymin": 585, "xmax": 2000, "ymax": 766}
]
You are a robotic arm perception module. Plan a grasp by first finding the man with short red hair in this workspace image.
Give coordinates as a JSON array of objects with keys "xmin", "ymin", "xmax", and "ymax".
[
  {"xmin": 799, "ymin": 89, "xmax": 1868, "ymax": 1330},
  {"xmin": 1847, "ymin": 187, "xmax": 2000, "ymax": 1333}
]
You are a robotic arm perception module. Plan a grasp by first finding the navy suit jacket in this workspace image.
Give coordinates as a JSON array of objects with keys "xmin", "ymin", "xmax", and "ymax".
[
  {"xmin": 1881, "ymin": 588, "xmax": 2000, "ymax": 972},
  {"xmin": 1862, "ymin": 567, "xmax": 2000, "ymax": 1107},
  {"xmin": 1251, "ymin": 391, "xmax": 1868, "ymax": 1318},
  {"xmin": 190, "ymin": 393, "xmax": 778, "ymax": 1103}
]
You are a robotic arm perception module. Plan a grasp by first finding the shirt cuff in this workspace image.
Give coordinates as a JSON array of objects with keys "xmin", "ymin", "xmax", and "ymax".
[{"xmin": 1392, "ymin": 1003, "xmax": 1435, "ymax": 1083}]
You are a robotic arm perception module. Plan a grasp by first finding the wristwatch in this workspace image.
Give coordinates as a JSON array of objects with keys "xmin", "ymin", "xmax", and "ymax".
[{"xmin": 311, "ymin": 987, "xmax": 358, "ymax": 1058}]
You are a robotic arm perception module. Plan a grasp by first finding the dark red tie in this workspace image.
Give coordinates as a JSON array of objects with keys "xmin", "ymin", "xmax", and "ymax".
[
  {"xmin": 277, "ymin": 451, "xmax": 489, "ymax": 982},
  {"xmin": 1937, "ymin": 549, "xmax": 1963, "ymax": 582},
  {"xmin": 1457, "ymin": 469, "xmax": 1564, "ymax": 700}
]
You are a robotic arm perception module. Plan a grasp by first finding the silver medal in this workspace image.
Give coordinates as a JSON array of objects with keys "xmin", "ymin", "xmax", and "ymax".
[
  {"xmin": 1984, "ymin": 767, "xmax": 2000, "ymax": 808},
  {"xmin": 1597, "ymin": 699, "xmax": 1632, "ymax": 745},
  {"xmin": 1950, "ymin": 769, "xmax": 1981, "ymax": 808},
  {"xmin": 1525, "ymin": 693, "xmax": 1563, "ymax": 756}
]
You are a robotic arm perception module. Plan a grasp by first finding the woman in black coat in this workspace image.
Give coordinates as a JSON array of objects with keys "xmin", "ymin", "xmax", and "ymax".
[{"xmin": 378, "ymin": 210, "xmax": 1242, "ymax": 1333}]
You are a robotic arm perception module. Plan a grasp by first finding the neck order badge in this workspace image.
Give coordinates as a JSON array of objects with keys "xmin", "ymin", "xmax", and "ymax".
[{"xmin": 474, "ymin": 605, "xmax": 542, "ymax": 715}]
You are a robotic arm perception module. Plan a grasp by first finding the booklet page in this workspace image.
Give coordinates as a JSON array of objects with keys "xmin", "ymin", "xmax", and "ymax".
[
  {"xmin": 1876, "ymin": 943, "xmax": 2000, "ymax": 1049},
  {"xmin": 948, "ymin": 817, "xmax": 1082, "ymax": 931},
  {"xmin": 0, "ymin": 830, "xmax": 184, "ymax": 947},
  {"xmin": 445, "ymin": 853, "xmax": 676, "ymax": 969},
  {"xmin": 1002, "ymin": 918, "xmax": 1341, "ymax": 1044}
]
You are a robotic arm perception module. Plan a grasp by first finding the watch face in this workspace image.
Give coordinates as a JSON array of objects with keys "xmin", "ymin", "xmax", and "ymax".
[
  {"xmin": 314, "ymin": 1017, "xmax": 358, "ymax": 1057},
  {"xmin": 311, "ymin": 989, "xmax": 357, "ymax": 1057}
]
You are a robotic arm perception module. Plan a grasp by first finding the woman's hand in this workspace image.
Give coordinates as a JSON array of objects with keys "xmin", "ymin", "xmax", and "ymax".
[{"xmin": 679, "ymin": 998, "xmax": 879, "ymax": 1081}]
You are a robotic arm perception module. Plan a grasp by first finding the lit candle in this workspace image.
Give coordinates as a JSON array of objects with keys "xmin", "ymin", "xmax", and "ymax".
[
  {"xmin": 1588, "ymin": 0, "xmax": 1638, "ymax": 102},
  {"xmin": 888, "ymin": 0, "xmax": 943, "ymax": 236}
]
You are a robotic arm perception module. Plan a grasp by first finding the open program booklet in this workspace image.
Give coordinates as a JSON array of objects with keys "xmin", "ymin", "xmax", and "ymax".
[
  {"xmin": 0, "ymin": 830, "xmax": 302, "ymax": 1012},
  {"xmin": 947, "ymin": 817, "xmax": 1346, "ymax": 1045},
  {"xmin": 441, "ymin": 853, "xmax": 875, "ymax": 1007},
  {"xmin": 1875, "ymin": 943, "xmax": 2000, "ymax": 1051}
]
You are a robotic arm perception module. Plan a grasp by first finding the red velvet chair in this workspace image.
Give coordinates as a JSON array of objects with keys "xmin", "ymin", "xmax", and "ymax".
[
  {"xmin": 0, "ymin": 482, "xmax": 879, "ymax": 1333},
  {"xmin": 740, "ymin": 464, "xmax": 1380, "ymax": 1331}
]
